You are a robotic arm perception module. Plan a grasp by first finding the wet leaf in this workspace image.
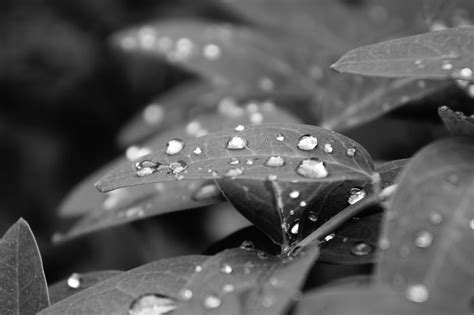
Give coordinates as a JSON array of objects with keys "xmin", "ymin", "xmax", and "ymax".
[
  {"xmin": 377, "ymin": 137, "xmax": 474, "ymax": 314},
  {"xmin": 0, "ymin": 219, "xmax": 49, "ymax": 314},
  {"xmin": 438, "ymin": 105, "xmax": 474, "ymax": 136},
  {"xmin": 49, "ymin": 271, "xmax": 121, "ymax": 305},
  {"xmin": 375, "ymin": 159, "xmax": 409, "ymax": 188},
  {"xmin": 332, "ymin": 27, "xmax": 474, "ymax": 82}
]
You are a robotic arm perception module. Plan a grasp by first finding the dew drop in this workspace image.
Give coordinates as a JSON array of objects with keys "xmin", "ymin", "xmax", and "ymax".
[
  {"xmin": 289, "ymin": 190, "xmax": 300, "ymax": 199},
  {"xmin": 290, "ymin": 222, "xmax": 300, "ymax": 235},
  {"xmin": 67, "ymin": 273, "xmax": 81, "ymax": 289},
  {"xmin": 129, "ymin": 294, "xmax": 177, "ymax": 315},
  {"xmin": 267, "ymin": 174, "xmax": 278, "ymax": 181},
  {"xmin": 299, "ymin": 201, "xmax": 307, "ymax": 207},
  {"xmin": 257, "ymin": 250, "xmax": 268, "ymax": 259},
  {"xmin": 240, "ymin": 240, "xmax": 255, "ymax": 250},
  {"xmin": 135, "ymin": 160, "xmax": 162, "ymax": 177},
  {"xmin": 166, "ymin": 139, "xmax": 185, "ymax": 155},
  {"xmin": 307, "ymin": 211, "xmax": 318, "ymax": 222},
  {"xmin": 275, "ymin": 133, "xmax": 285, "ymax": 141},
  {"xmin": 193, "ymin": 147, "xmax": 202, "ymax": 155},
  {"xmin": 229, "ymin": 157, "xmax": 240, "ymax": 165},
  {"xmin": 428, "ymin": 212, "xmax": 443, "ymax": 225},
  {"xmin": 179, "ymin": 289, "xmax": 193, "ymax": 301},
  {"xmin": 323, "ymin": 143, "xmax": 333, "ymax": 153},
  {"xmin": 324, "ymin": 233, "xmax": 335, "ymax": 242},
  {"xmin": 296, "ymin": 158, "xmax": 328, "ymax": 178},
  {"xmin": 226, "ymin": 136, "xmax": 247, "ymax": 150},
  {"xmin": 405, "ymin": 284, "xmax": 429, "ymax": 303},
  {"xmin": 245, "ymin": 159, "xmax": 254, "ymax": 165},
  {"xmin": 457, "ymin": 67, "xmax": 473, "ymax": 80},
  {"xmin": 203, "ymin": 295, "xmax": 221, "ymax": 310},
  {"xmin": 192, "ymin": 184, "xmax": 221, "ymax": 201},
  {"xmin": 225, "ymin": 167, "xmax": 244, "ymax": 177},
  {"xmin": 222, "ymin": 284, "xmax": 235, "ymax": 293},
  {"xmin": 126, "ymin": 146, "xmax": 152, "ymax": 161},
  {"xmin": 414, "ymin": 231, "xmax": 433, "ymax": 248},
  {"xmin": 168, "ymin": 160, "xmax": 187, "ymax": 175},
  {"xmin": 264, "ymin": 156, "xmax": 285, "ymax": 167},
  {"xmin": 195, "ymin": 265, "xmax": 202, "ymax": 272},
  {"xmin": 297, "ymin": 135, "xmax": 318, "ymax": 150},
  {"xmin": 220, "ymin": 264, "xmax": 233, "ymax": 274},
  {"xmin": 346, "ymin": 147, "xmax": 356, "ymax": 157},
  {"xmin": 348, "ymin": 187, "xmax": 367, "ymax": 205},
  {"xmin": 350, "ymin": 242, "xmax": 373, "ymax": 256},
  {"xmin": 235, "ymin": 124, "xmax": 245, "ymax": 131},
  {"xmin": 203, "ymin": 43, "xmax": 221, "ymax": 60}
]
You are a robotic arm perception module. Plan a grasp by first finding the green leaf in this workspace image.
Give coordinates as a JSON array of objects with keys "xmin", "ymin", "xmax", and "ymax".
[
  {"xmin": 376, "ymin": 159, "xmax": 409, "ymax": 188},
  {"xmin": 40, "ymin": 246, "xmax": 319, "ymax": 315},
  {"xmin": 377, "ymin": 137, "xmax": 474, "ymax": 314},
  {"xmin": 331, "ymin": 27, "xmax": 474, "ymax": 82},
  {"xmin": 438, "ymin": 105, "xmax": 474, "ymax": 136},
  {"xmin": 0, "ymin": 219, "xmax": 49, "ymax": 314},
  {"xmin": 48, "ymin": 271, "xmax": 121, "ymax": 305}
]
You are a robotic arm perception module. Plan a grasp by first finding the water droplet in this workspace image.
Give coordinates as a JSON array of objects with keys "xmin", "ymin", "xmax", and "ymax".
[
  {"xmin": 179, "ymin": 289, "xmax": 193, "ymax": 301},
  {"xmin": 297, "ymin": 135, "xmax": 318, "ymax": 150},
  {"xmin": 222, "ymin": 284, "xmax": 235, "ymax": 293},
  {"xmin": 275, "ymin": 133, "xmax": 285, "ymax": 141},
  {"xmin": 193, "ymin": 147, "xmax": 202, "ymax": 155},
  {"xmin": 264, "ymin": 156, "xmax": 285, "ymax": 167},
  {"xmin": 203, "ymin": 295, "xmax": 221, "ymax": 309},
  {"xmin": 324, "ymin": 233, "xmax": 335, "ymax": 242},
  {"xmin": 414, "ymin": 59, "xmax": 424, "ymax": 69},
  {"xmin": 226, "ymin": 136, "xmax": 247, "ymax": 150},
  {"xmin": 323, "ymin": 143, "xmax": 333, "ymax": 153},
  {"xmin": 235, "ymin": 124, "xmax": 245, "ymax": 131},
  {"xmin": 348, "ymin": 187, "xmax": 367, "ymax": 204},
  {"xmin": 346, "ymin": 148, "xmax": 356, "ymax": 157},
  {"xmin": 267, "ymin": 174, "xmax": 278, "ymax": 181},
  {"xmin": 457, "ymin": 67, "xmax": 473, "ymax": 80},
  {"xmin": 245, "ymin": 159, "xmax": 254, "ymax": 165},
  {"xmin": 469, "ymin": 219, "xmax": 474, "ymax": 230},
  {"xmin": 405, "ymin": 284, "xmax": 429, "ymax": 303},
  {"xmin": 168, "ymin": 160, "xmax": 187, "ymax": 175},
  {"xmin": 289, "ymin": 190, "xmax": 300, "ymax": 199},
  {"xmin": 307, "ymin": 211, "xmax": 318, "ymax": 222},
  {"xmin": 225, "ymin": 167, "xmax": 244, "ymax": 177},
  {"xmin": 442, "ymin": 61, "xmax": 453, "ymax": 70},
  {"xmin": 220, "ymin": 264, "xmax": 233, "ymax": 274},
  {"xmin": 166, "ymin": 139, "xmax": 185, "ymax": 155},
  {"xmin": 379, "ymin": 237, "xmax": 391, "ymax": 250},
  {"xmin": 192, "ymin": 184, "xmax": 221, "ymax": 201},
  {"xmin": 240, "ymin": 240, "xmax": 255, "ymax": 250},
  {"xmin": 203, "ymin": 43, "xmax": 221, "ymax": 60},
  {"xmin": 350, "ymin": 242, "xmax": 373, "ymax": 256},
  {"xmin": 299, "ymin": 201, "xmax": 307, "ymax": 207},
  {"xmin": 135, "ymin": 160, "xmax": 162, "ymax": 177},
  {"xmin": 129, "ymin": 294, "xmax": 177, "ymax": 315},
  {"xmin": 67, "ymin": 273, "xmax": 81, "ymax": 289},
  {"xmin": 296, "ymin": 158, "xmax": 328, "ymax": 178},
  {"xmin": 257, "ymin": 250, "xmax": 268, "ymax": 259},
  {"xmin": 414, "ymin": 231, "xmax": 433, "ymax": 248},
  {"xmin": 229, "ymin": 157, "xmax": 240, "ymax": 165},
  {"xmin": 429, "ymin": 212, "xmax": 443, "ymax": 225},
  {"xmin": 290, "ymin": 222, "xmax": 300, "ymax": 235}
]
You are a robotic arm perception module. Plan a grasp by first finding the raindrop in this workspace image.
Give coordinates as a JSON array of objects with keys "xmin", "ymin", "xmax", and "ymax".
[
  {"xmin": 348, "ymin": 187, "xmax": 367, "ymax": 204},
  {"xmin": 323, "ymin": 143, "xmax": 333, "ymax": 153},
  {"xmin": 203, "ymin": 44, "xmax": 221, "ymax": 60},
  {"xmin": 135, "ymin": 160, "xmax": 162, "ymax": 177},
  {"xmin": 195, "ymin": 265, "xmax": 203, "ymax": 272},
  {"xmin": 192, "ymin": 184, "xmax": 221, "ymax": 201},
  {"xmin": 290, "ymin": 222, "xmax": 300, "ymax": 235},
  {"xmin": 222, "ymin": 284, "xmax": 235, "ymax": 293},
  {"xmin": 405, "ymin": 284, "xmax": 429, "ymax": 303},
  {"xmin": 350, "ymin": 242, "xmax": 373, "ymax": 256},
  {"xmin": 428, "ymin": 212, "xmax": 443, "ymax": 225},
  {"xmin": 289, "ymin": 190, "xmax": 300, "ymax": 199},
  {"xmin": 226, "ymin": 136, "xmax": 247, "ymax": 150},
  {"xmin": 299, "ymin": 201, "xmax": 307, "ymax": 207},
  {"xmin": 324, "ymin": 233, "xmax": 335, "ymax": 242},
  {"xmin": 456, "ymin": 67, "xmax": 473, "ymax": 80},
  {"xmin": 67, "ymin": 273, "xmax": 81, "ymax": 289},
  {"xmin": 203, "ymin": 295, "xmax": 221, "ymax": 310},
  {"xmin": 235, "ymin": 124, "xmax": 245, "ymax": 131},
  {"xmin": 193, "ymin": 147, "xmax": 202, "ymax": 155},
  {"xmin": 220, "ymin": 264, "xmax": 233, "ymax": 274},
  {"xmin": 296, "ymin": 158, "xmax": 329, "ymax": 178},
  {"xmin": 166, "ymin": 139, "xmax": 185, "ymax": 155},
  {"xmin": 229, "ymin": 157, "xmax": 240, "ymax": 165},
  {"xmin": 307, "ymin": 211, "xmax": 318, "ymax": 222},
  {"xmin": 143, "ymin": 104, "xmax": 164, "ymax": 125},
  {"xmin": 264, "ymin": 156, "xmax": 285, "ymax": 167},
  {"xmin": 129, "ymin": 294, "xmax": 177, "ymax": 315},
  {"xmin": 179, "ymin": 289, "xmax": 193, "ymax": 301},
  {"xmin": 168, "ymin": 160, "xmax": 187, "ymax": 175},
  {"xmin": 346, "ymin": 148, "xmax": 356, "ymax": 157},
  {"xmin": 225, "ymin": 167, "xmax": 244, "ymax": 177},
  {"xmin": 297, "ymin": 135, "xmax": 318, "ymax": 150},
  {"xmin": 275, "ymin": 133, "xmax": 285, "ymax": 141},
  {"xmin": 257, "ymin": 250, "xmax": 268, "ymax": 259},
  {"xmin": 240, "ymin": 240, "xmax": 255, "ymax": 250},
  {"xmin": 267, "ymin": 174, "xmax": 278, "ymax": 181},
  {"xmin": 414, "ymin": 231, "xmax": 433, "ymax": 248}
]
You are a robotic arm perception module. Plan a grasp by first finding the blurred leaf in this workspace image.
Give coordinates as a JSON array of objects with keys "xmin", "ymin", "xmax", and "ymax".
[
  {"xmin": 41, "ymin": 246, "xmax": 319, "ymax": 315},
  {"xmin": 49, "ymin": 271, "xmax": 121, "ymax": 305},
  {"xmin": 376, "ymin": 158, "xmax": 409, "ymax": 188},
  {"xmin": 438, "ymin": 105, "xmax": 474, "ymax": 136},
  {"xmin": 332, "ymin": 27, "xmax": 474, "ymax": 82},
  {"xmin": 0, "ymin": 219, "xmax": 49, "ymax": 314},
  {"xmin": 377, "ymin": 137, "xmax": 474, "ymax": 314}
]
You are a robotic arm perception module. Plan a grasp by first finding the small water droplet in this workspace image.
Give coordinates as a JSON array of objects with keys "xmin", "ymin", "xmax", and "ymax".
[
  {"xmin": 350, "ymin": 242, "xmax": 373, "ymax": 256},
  {"xmin": 307, "ymin": 211, "xmax": 318, "ymax": 222},
  {"xmin": 135, "ymin": 160, "xmax": 162, "ymax": 177},
  {"xmin": 429, "ymin": 212, "xmax": 443, "ymax": 225},
  {"xmin": 245, "ymin": 159, "xmax": 254, "ymax": 165},
  {"xmin": 195, "ymin": 265, "xmax": 202, "ymax": 272},
  {"xmin": 179, "ymin": 289, "xmax": 193, "ymax": 301},
  {"xmin": 290, "ymin": 222, "xmax": 300, "ymax": 235},
  {"xmin": 299, "ymin": 201, "xmax": 307, "ymax": 207},
  {"xmin": 297, "ymin": 135, "xmax": 318, "ymax": 150},
  {"xmin": 235, "ymin": 124, "xmax": 245, "ymax": 131},
  {"xmin": 275, "ymin": 133, "xmax": 285, "ymax": 141},
  {"xmin": 324, "ymin": 233, "xmax": 335, "ymax": 242},
  {"xmin": 220, "ymin": 263, "xmax": 233, "ymax": 274},
  {"xmin": 240, "ymin": 240, "xmax": 255, "ymax": 250},
  {"xmin": 323, "ymin": 143, "xmax": 333, "ymax": 153},
  {"xmin": 168, "ymin": 160, "xmax": 187, "ymax": 175},
  {"xmin": 296, "ymin": 158, "xmax": 328, "ymax": 178},
  {"xmin": 226, "ymin": 136, "xmax": 247, "ymax": 150},
  {"xmin": 67, "ymin": 273, "xmax": 81, "ymax": 289},
  {"xmin": 193, "ymin": 147, "xmax": 202, "ymax": 155},
  {"xmin": 469, "ymin": 219, "xmax": 474, "ymax": 230},
  {"xmin": 346, "ymin": 148, "xmax": 356, "ymax": 157},
  {"xmin": 129, "ymin": 294, "xmax": 177, "ymax": 315},
  {"xmin": 414, "ymin": 59, "xmax": 424, "ymax": 69},
  {"xmin": 257, "ymin": 250, "xmax": 268, "ymax": 259},
  {"xmin": 441, "ymin": 61, "xmax": 453, "ymax": 70},
  {"xmin": 267, "ymin": 174, "xmax": 278, "ymax": 181},
  {"xmin": 348, "ymin": 187, "xmax": 367, "ymax": 204},
  {"xmin": 203, "ymin": 295, "xmax": 221, "ymax": 309},
  {"xmin": 456, "ymin": 67, "xmax": 473, "ymax": 80},
  {"xmin": 414, "ymin": 231, "xmax": 433, "ymax": 248},
  {"xmin": 203, "ymin": 43, "xmax": 221, "ymax": 60},
  {"xmin": 225, "ymin": 167, "xmax": 244, "ymax": 177},
  {"xmin": 222, "ymin": 284, "xmax": 235, "ymax": 293},
  {"xmin": 229, "ymin": 157, "xmax": 240, "ymax": 165},
  {"xmin": 405, "ymin": 284, "xmax": 429, "ymax": 303},
  {"xmin": 289, "ymin": 190, "xmax": 300, "ymax": 199},
  {"xmin": 126, "ymin": 146, "xmax": 152, "ymax": 161},
  {"xmin": 264, "ymin": 156, "xmax": 285, "ymax": 167},
  {"xmin": 192, "ymin": 184, "xmax": 221, "ymax": 201}
]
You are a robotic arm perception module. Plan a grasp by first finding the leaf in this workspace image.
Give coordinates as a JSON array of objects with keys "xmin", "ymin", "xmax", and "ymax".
[
  {"xmin": 40, "ymin": 246, "xmax": 319, "ymax": 315},
  {"xmin": 0, "ymin": 219, "xmax": 49, "ymax": 314},
  {"xmin": 48, "ymin": 271, "xmax": 121, "ymax": 305},
  {"xmin": 331, "ymin": 27, "xmax": 474, "ymax": 82},
  {"xmin": 375, "ymin": 158, "xmax": 409, "ymax": 188},
  {"xmin": 438, "ymin": 105, "xmax": 474, "ymax": 136},
  {"xmin": 95, "ymin": 124, "xmax": 376, "ymax": 248},
  {"xmin": 377, "ymin": 137, "xmax": 474, "ymax": 314}
]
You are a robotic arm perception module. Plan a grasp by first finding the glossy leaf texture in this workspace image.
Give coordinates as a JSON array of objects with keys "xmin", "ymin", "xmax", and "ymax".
[
  {"xmin": 375, "ymin": 159, "xmax": 409, "ymax": 188},
  {"xmin": 48, "ymin": 271, "xmax": 121, "ymax": 305},
  {"xmin": 438, "ymin": 105, "xmax": 474, "ymax": 136},
  {"xmin": 377, "ymin": 137, "xmax": 474, "ymax": 314},
  {"xmin": 332, "ymin": 27, "xmax": 474, "ymax": 82},
  {"xmin": 96, "ymin": 124, "xmax": 376, "ymax": 248},
  {"xmin": 0, "ymin": 219, "xmax": 49, "ymax": 314},
  {"xmin": 40, "ymin": 246, "xmax": 319, "ymax": 315}
]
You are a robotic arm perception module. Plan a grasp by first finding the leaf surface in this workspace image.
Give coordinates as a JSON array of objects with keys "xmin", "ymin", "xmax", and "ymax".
[{"xmin": 438, "ymin": 105, "xmax": 474, "ymax": 136}]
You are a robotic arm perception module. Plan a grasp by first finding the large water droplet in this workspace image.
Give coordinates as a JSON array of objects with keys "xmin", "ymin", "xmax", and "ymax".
[
  {"xmin": 135, "ymin": 160, "xmax": 162, "ymax": 177},
  {"xmin": 414, "ymin": 231, "xmax": 433, "ymax": 248},
  {"xmin": 203, "ymin": 295, "xmax": 221, "ymax": 310},
  {"xmin": 67, "ymin": 273, "xmax": 81, "ymax": 289},
  {"xmin": 240, "ymin": 240, "xmax": 255, "ymax": 250},
  {"xmin": 225, "ymin": 167, "xmax": 244, "ymax": 177},
  {"xmin": 275, "ymin": 133, "xmax": 285, "ymax": 141},
  {"xmin": 234, "ymin": 124, "xmax": 245, "ymax": 131},
  {"xmin": 195, "ymin": 265, "xmax": 203, "ymax": 272},
  {"xmin": 192, "ymin": 184, "xmax": 221, "ymax": 201},
  {"xmin": 129, "ymin": 294, "xmax": 177, "ymax": 315},
  {"xmin": 350, "ymin": 242, "xmax": 373, "ymax": 256},
  {"xmin": 264, "ymin": 156, "xmax": 285, "ymax": 167},
  {"xmin": 168, "ymin": 160, "xmax": 187, "ymax": 175},
  {"xmin": 297, "ymin": 135, "xmax": 318, "ymax": 150},
  {"xmin": 405, "ymin": 284, "xmax": 429, "ymax": 303},
  {"xmin": 166, "ymin": 139, "xmax": 185, "ymax": 155},
  {"xmin": 324, "ymin": 233, "xmax": 335, "ymax": 242},
  {"xmin": 220, "ymin": 264, "xmax": 233, "ymax": 274},
  {"xmin": 203, "ymin": 43, "xmax": 221, "ymax": 60},
  {"xmin": 296, "ymin": 158, "xmax": 328, "ymax": 178},
  {"xmin": 348, "ymin": 187, "xmax": 367, "ymax": 204},
  {"xmin": 226, "ymin": 136, "xmax": 247, "ymax": 150}
]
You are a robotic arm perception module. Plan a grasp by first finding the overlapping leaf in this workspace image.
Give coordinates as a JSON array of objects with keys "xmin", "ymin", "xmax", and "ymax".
[
  {"xmin": 438, "ymin": 105, "xmax": 474, "ymax": 136},
  {"xmin": 41, "ymin": 245, "xmax": 319, "ymax": 315},
  {"xmin": 0, "ymin": 219, "xmax": 49, "ymax": 315}
]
